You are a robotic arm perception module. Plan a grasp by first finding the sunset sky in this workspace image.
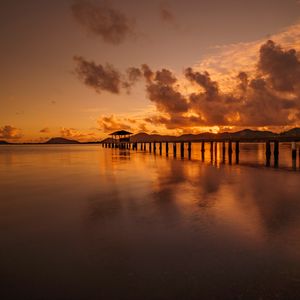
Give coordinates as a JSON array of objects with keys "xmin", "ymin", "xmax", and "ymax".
[{"xmin": 1, "ymin": 0, "xmax": 300, "ymax": 142}]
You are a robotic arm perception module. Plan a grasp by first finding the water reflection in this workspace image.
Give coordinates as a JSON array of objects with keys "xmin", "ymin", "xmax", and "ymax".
[{"xmin": 1, "ymin": 145, "xmax": 300, "ymax": 299}]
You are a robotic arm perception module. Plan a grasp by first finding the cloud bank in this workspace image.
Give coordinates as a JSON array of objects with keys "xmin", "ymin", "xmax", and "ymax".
[
  {"xmin": 74, "ymin": 38, "xmax": 300, "ymax": 132},
  {"xmin": 71, "ymin": 0, "xmax": 135, "ymax": 45},
  {"xmin": 0, "ymin": 125, "xmax": 22, "ymax": 140}
]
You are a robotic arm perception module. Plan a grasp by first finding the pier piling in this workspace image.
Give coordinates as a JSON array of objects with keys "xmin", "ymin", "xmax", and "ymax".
[
  {"xmin": 188, "ymin": 142, "xmax": 192, "ymax": 159},
  {"xmin": 201, "ymin": 141, "xmax": 205, "ymax": 153},
  {"xmin": 180, "ymin": 142, "xmax": 184, "ymax": 158},
  {"xmin": 292, "ymin": 142, "xmax": 297, "ymax": 160},
  {"xmin": 274, "ymin": 141, "xmax": 279, "ymax": 167},
  {"xmin": 266, "ymin": 141, "xmax": 271, "ymax": 166}
]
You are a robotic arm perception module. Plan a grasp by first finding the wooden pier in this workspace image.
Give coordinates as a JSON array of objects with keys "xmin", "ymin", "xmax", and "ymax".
[{"xmin": 102, "ymin": 132, "xmax": 300, "ymax": 168}]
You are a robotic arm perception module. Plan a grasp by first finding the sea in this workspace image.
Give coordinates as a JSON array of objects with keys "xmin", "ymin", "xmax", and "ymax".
[{"xmin": 1, "ymin": 143, "xmax": 300, "ymax": 299}]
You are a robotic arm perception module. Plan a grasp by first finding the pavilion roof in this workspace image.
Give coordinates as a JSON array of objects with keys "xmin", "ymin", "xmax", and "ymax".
[{"xmin": 109, "ymin": 130, "xmax": 133, "ymax": 136}]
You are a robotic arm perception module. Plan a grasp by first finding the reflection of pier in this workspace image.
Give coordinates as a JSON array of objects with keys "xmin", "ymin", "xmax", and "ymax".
[{"xmin": 102, "ymin": 136, "xmax": 300, "ymax": 168}]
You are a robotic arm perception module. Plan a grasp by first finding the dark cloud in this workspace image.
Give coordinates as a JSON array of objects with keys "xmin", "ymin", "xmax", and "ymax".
[
  {"xmin": 126, "ymin": 67, "xmax": 142, "ymax": 83},
  {"xmin": 237, "ymin": 72, "xmax": 249, "ymax": 93},
  {"xmin": 75, "ymin": 40, "xmax": 300, "ymax": 130},
  {"xmin": 240, "ymin": 77, "xmax": 295, "ymax": 126},
  {"xmin": 0, "ymin": 125, "xmax": 22, "ymax": 140},
  {"xmin": 160, "ymin": 4, "xmax": 175, "ymax": 23},
  {"xmin": 146, "ymin": 68, "xmax": 189, "ymax": 114},
  {"xmin": 185, "ymin": 67, "xmax": 219, "ymax": 98},
  {"xmin": 40, "ymin": 127, "xmax": 50, "ymax": 133},
  {"xmin": 71, "ymin": 0, "xmax": 135, "ymax": 45},
  {"xmin": 258, "ymin": 40, "xmax": 300, "ymax": 93},
  {"xmin": 149, "ymin": 41, "xmax": 300, "ymax": 128},
  {"xmin": 141, "ymin": 64, "xmax": 154, "ymax": 82},
  {"xmin": 74, "ymin": 56, "xmax": 122, "ymax": 94},
  {"xmin": 123, "ymin": 67, "xmax": 143, "ymax": 91},
  {"xmin": 155, "ymin": 68, "xmax": 177, "ymax": 85}
]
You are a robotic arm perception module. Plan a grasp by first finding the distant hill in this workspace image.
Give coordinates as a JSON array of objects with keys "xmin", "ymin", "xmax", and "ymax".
[
  {"xmin": 280, "ymin": 128, "xmax": 300, "ymax": 137},
  {"xmin": 0, "ymin": 140, "xmax": 9, "ymax": 144},
  {"xmin": 99, "ymin": 127, "xmax": 300, "ymax": 144},
  {"xmin": 218, "ymin": 129, "xmax": 277, "ymax": 139},
  {"xmin": 126, "ymin": 129, "xmax": 278, "ymax": 142},
  {"xmin": 45, "ymin": 137, "xmax": 80, "ymax": 144},
  {"xmin": 100, "ymin": 137, "xmax": 114, "ymax": 143}
]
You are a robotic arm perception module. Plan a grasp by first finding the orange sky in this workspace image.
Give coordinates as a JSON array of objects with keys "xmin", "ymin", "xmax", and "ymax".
[{"xmin": 1, "ymin": 0, "xmax": 300, "ymax": 142}]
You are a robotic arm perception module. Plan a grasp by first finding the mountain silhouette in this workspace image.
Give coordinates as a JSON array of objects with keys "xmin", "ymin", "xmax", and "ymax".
[{"xmin": 45, "ymin": 137, "xmax": 81, "ymax": 144}]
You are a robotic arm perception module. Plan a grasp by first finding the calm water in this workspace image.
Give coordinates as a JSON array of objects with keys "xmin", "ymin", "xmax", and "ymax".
[{"xmin": 1, "ymin": 144, "xmax": 300, "ymax": 299}]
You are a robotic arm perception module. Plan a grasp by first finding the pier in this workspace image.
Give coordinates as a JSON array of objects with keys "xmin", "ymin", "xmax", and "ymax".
[{"xmin": 102, "ymin": 132, "xmax": 300, "ymax": 169}]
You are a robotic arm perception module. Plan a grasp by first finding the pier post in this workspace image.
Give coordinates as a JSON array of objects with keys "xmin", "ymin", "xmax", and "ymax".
[
  {"xmin": 214, "ymin": 142, "xmax": 218, "ymax": 162},
  {"xmin": 149, "ymin": 142, "xmax": 152, "ymax": 153},
  {"xmin": 210, "ymin": 141, "xmax": 214, "ymax": 153},
  {"xmin": 180, "ymin": 142, "xmax": 184, "ymax": 158},
  {"xmin": 274, "ymin": 141, "xmax": 279, "ymax": 167},
  {"xmin": 201, "ymin": 141, "xmax": 205, "ymax": 153},
  {"xmin": 266, "ymin": 141, "xmax": 271, "ymax": 166},
  {"xmin": 228, "ymin": 141, "xmax": 232, "ymax": 154},
  {"xmin": 188, "ymin": 142, "xmax": 192, "ymax": 159},
  {"xmin": 210, "ymin": 141, "xmax": 214, "ymax": 162},
  {"xmin": 228, "ymin": 141, "xmax": 232, "ymax": 164},
  {"xmin": 173, "ymin": 143, "xmax": 177, "ymax": 157},
  {"xmin": 292, "ymin": 141, "xmax": 297, "ymax": 159},
  {"xmin": 153, "ymin": 142, "xmax": 157, "ymax": 154},
  {"xmin": 159, "ymin": 142, "xmax": 162, "ymax": 155},
  {"xmin": 292, "ymin": 142, "xmax": 297, "ymax": 170},
  {"xmin": 235, "ymin": 141, "xmax": 240, "ymax": 164},
  {"xmin": 166, "ymin": 142, "xmax": 169, "ymax": 156},
  {"xmin": 222, "ymin": 141, "xmax": 226, "ymax": 163}
]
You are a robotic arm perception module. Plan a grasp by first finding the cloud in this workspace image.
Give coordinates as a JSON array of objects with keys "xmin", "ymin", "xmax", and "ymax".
[
  {"xmin": 195, "ymin": 22, "xmax": 300, "ymax": 92},
  {"xmin": 144, "ymin": 68, "xmax": 189, "ymax": 114},
  {"xmin": 97, "ymin": 114, "xmax": 155, "ymax": 133},
  {"xmin": 144, "ymin": 40, "xmax": 300, "ymax": 129},
  {"xmin": 0, "ymin": 125, "xmax": 22, "ymax": 140},
  {"xmin": 141, "ymin": 64, "xmax": 154, "ymax": 83},
  {"xmin": 258, "ymin": 40, "xmax": 300, "ymax": 93},
  {"xmin": 160, "ymin": 3, "xmax": 175, "ymax": 24},
  {"xmin": 185, "ymin": 68, "xmax": 219, "ymax": 98},
  {"xmin": 74, "ymin": 56, "xmax": 123, "ymax": 94},
  {"xmin": 97, "ymin": 115, "xmax": 133, "ymax": 133},
  {"xmin": 74, "ymin": 56, "xmax": 143, "ymax": 94},
  {"xmin": 40, "ymin": 127, "xmax": 50, "ymax": 133},
  {"xmin": 60, "ymin": 127, "xmax": 97, "ymax": 141},
  {"xmin": 71, "ymin": 0, "xmax": 135, "ymax": 45},
  {"xmin": 74, "ymin": 24, "xmax": 300, "ymax": 132},
  {"xmin": 126, "ymin": 67, "xmax": 142, "ymax": 83}
]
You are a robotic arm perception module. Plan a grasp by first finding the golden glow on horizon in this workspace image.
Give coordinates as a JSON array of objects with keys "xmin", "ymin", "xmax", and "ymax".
[{"xmin": 1, "ymin": 2, "xmax": 300, "ymax": 142}]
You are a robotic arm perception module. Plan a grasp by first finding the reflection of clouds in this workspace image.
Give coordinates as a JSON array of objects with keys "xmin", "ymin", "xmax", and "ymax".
[
  {"xmin": 80, "ymin": 149, "xmax": 300, "ymax": 298},
  {"xmin": 88, "ymin": 148, "xmax": 300, "ymax": 260},
  {"xmin": 236, "ymin": 170, "xmax": 300, "ymax": 236}
]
